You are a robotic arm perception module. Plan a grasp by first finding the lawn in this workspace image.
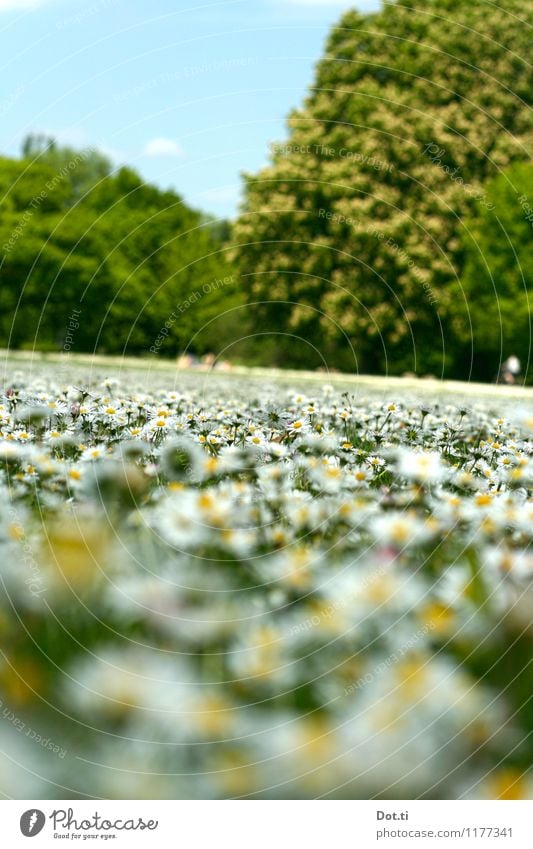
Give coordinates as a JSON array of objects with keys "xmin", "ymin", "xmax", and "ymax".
[{"xmin": 1, "ymin": 355, "xmax": 532, "ymax": 799}]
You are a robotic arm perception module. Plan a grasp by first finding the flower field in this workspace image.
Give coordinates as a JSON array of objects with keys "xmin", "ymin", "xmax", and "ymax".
[{"xmin": 1, "ymin": 366, "xmax": 533, "ymax": 799}]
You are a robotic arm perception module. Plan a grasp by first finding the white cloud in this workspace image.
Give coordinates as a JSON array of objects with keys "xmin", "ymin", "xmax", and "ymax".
[
  {"xmin": 0, "ymin": 0, "xmax": 49, "ymax": 10},
  {"xmin": 143, "ymin": 137, "xmax": 184, "ymax": 158}
]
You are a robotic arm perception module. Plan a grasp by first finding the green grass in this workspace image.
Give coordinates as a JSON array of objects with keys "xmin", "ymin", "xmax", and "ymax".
[{"xmin": 2, "ymin": 348, "xmax": 532, "ymax": 403}]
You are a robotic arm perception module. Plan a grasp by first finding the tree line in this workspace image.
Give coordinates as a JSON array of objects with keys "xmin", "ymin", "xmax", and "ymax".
[{"xmin": 0, "ymin": 135, "xmax": 239, "ymax": 359}]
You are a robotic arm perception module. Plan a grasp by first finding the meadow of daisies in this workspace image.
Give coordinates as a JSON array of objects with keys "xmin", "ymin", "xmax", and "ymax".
[{"xmin": 1, "ymin": 363, "xmax": 533, "ymax": 800}]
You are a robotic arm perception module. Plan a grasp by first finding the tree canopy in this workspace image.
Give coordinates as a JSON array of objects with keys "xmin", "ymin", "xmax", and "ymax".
[
  {"xmin": 0, "ymin": 137, "xmax": 239, "ymax": 357},
  {"xmin": 452, "ymin": 162, "xmax": 533, "ymax": 381},
  {"xmin": 234, "ymin": 0, "xmax": 533, "ymax": 377}
]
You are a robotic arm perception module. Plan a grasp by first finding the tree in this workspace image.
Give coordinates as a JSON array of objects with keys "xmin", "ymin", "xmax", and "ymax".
[
  {"xmin": 21, "ymin": 134, "xmax": 113, "ymax": 205},
  {"xmin": 234, "ymin": 0, "xmax": 533, "ymax": 377},
  {"xmin": 0, "ymin": 143, "xmax": 239, "ymax": 356},
  {"xmin": 451, "ymin": 162, "xmax": 533, "ymax": 382}
]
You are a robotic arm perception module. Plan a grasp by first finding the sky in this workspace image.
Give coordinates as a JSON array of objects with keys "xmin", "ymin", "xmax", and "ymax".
[{"xmin": 1, "ymin": 0, "xmax": 380, "ymax": 219}]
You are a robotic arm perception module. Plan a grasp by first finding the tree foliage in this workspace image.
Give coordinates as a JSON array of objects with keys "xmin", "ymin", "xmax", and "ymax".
[
  {"xmin": 0, "ymin": 139, "xmax": 239, "ymax": 357},
  {"xmin": 453, "ymin": 162, "xmax": 533, "ymax": 381},
  {"xmin": 234, "ymin": 0, "xmax": 533, "ymax": 377}
]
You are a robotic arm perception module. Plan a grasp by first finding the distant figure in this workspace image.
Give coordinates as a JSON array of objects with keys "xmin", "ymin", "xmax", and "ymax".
[{"xmin": 496, "ymin": 355, "xmax": 521, "ymax": 385}]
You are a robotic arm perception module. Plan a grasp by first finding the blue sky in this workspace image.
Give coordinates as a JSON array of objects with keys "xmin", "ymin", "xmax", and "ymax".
[{"xmin": 1, "ymin": 0, "xmax": 379, "ymax": 218}]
